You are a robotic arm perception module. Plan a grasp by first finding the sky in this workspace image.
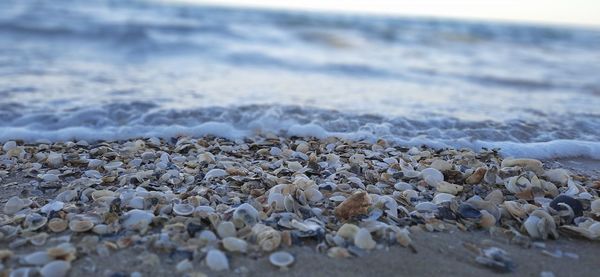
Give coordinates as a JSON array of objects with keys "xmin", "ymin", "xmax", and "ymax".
[{"xmin": 167, "ymin": 0, "xmax": 600, "ymax": 27}]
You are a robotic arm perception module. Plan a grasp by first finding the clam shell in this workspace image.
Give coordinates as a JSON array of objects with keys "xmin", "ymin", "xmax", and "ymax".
[
  {"xmin": 40, "ymin": 261, "xmax": 70, "ymax": 277},
  {"xmin": 216, "ymin": 221, "xmax": 236, "ymax": 238},
  {"xmin": 3, "ymin": 196, "xmax": 27, "ymax": 215},
  {"xmin": 48, "ymin": 218, "xmax": 68, "ymax": 233},
  {"xmin": 269, "ymin": 251, "xmax": 294, "ymax": 268},
  {"xmin": 69, "ymin": 220, "xmax": 94, "ymax": 232},
  {"xmin": 232, "ymin": 203, "xmax": 260, "ymax": 227},
  {"xmin": 173, "ymin": 203, "xmax": 194, "ymax": 216},
  {"xmin": 205, "ymin": 249, "xmax": 229, "ymax": 271},
  {"xmin": 421, "ymin": 168, "xmax": 444, "ymax": 186},
  {"xmin": 222, "ymin": 237, "xmax": 248, "ymax": 253},
  {"xmin": 354, "ymin": 228, "xmax": 376, "ymax": 250},
  {"xmin": 24, "ymin": 213, "xmax": 48, "ymax": 231}
]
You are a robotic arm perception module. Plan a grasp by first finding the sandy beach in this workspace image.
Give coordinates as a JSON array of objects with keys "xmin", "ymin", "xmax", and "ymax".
[{"xmin": 1, "ymin": 136, "xmax": 599, "ymax": 276}]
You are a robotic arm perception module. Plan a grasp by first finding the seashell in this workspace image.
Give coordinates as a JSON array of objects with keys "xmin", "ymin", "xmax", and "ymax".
[
  {"xmin": 501, "ymin": 158, "xmax": 543, "ymax": 175},
  {"xmin": 69, "ymin": 220, "xmax": 94, "ymax": 232},
  {"xmin": 421, "ymin": 168, "xmax": 444, "ymax": 186},
  {"xmin": 103, "ymin": 161, "xmax": 123, "ymax": 171},
  {"xmin": 173, "ymin": 203, "xmax": 194, "ymax": 216},
  {"xmin": 458, "ymin": 203, "xmax": 481, "ymax": 219},
  {"xmin": 524, "ymin": 210, "xmax": 558, "ymax": 240},
  {"xmin": 591, "ymin": 199, "xmax": 600, "ymax": 214},
  {"xmin": 395, "ymin": 228, "xmax": 412, "ymax": 248},
  {"xmin": 354, "ymin": 228, "xmax": 376, "ymax": 250},
  {"xmin": 465, "ymin": 167, "xmax": 486, "ymax": 184},
  {"xmin": 216, "ymin": 221, "xmax": 236, "ymax": 238},
  {"xmin": 267, "ymin": 192, "xmax": 285, "ymax": 210},
  {"xmin": 175, "ymin": 259, "xmax": 193, "ymax": 273},
  {"xmin": 29, "ymin": 232, "xmax": 49, "ymax": 246},
  {"xmin": 40, "ymin": 174, "xmax": 59, "ymax": 182},
  {"xmin": 415, "ymin": 202, "xmax": 437, "ymax": 213},
  {"xmin": 222, "ymin": 237, "xmax": 248, "ymax": 253},
  {"xmin": 544, "ymin": 169, "xmax": 570, "ymax": 186},
  {"xmin": 327, "ymin": 247, "xmax": 351, "ymax": 258},
  {"xmin": 41, "ymin": 201, "xmax": 64, "ymax": 214},
  {"xmin": 394, "ymin": 182, "xmax": 412, "ymax": 191},
  {"xmin": 206, "ymin": 249, "xmax": 229, "ymax": 271},
  {"xmin": 2, "ymin": 140, "xmax": 17, "ymax": 151},
  {"xmin": 121, "ymin": 209, "xmax": 154, "ymax": 231},
  {"xmin": 304, "ymin": 188, "xmax": 323, "ymax": 203},
  {"xmin": 253, "ymin": 224, "xmax": 281, "ymax": 252},
  {"xmin": 198, "ymin": 230, "xmax": 218, "ymax": 244},
  {"xmin": 479, "ymin": 210, "xmax": 496, "ymax": 228},
  {"xmin": 484, "ymin": 165, "xmax": 501, "ymax": 185},
  {"xmin": 505, "ymin": 175, "xmax": 531, "ymax": 194},
  {"xmin": 24, "ymin": 213, "xmax": 48, "ymax": 231},
  {"xmin": 334, "ymin": 191, "xmax": 371, "ymax": 220},
  {"xmin": 232, "ymin": 203, "xmax": 260, "ymax": 227},
  {"xmin": 84, "ymin": 170, "xmax": 102, "ymax": 179},
  {"xmin": 3, "ymin": 196, "xmax": 27, "ymax": 215},
  {"xmin": 475, "ymin": 247, "xmax": 515, "ymax": 273},
  {"xmin": 337, "ymin": 223, "xmax": 359, "ymax": 240},
  {"xmin": 127, "ymin": 197, "xmax": 145, "ymax": 210},
  {"xmin": 40, "ymin": 260, "xmax": 71, "ymax": 277},
  {"xmin": 91, "ymin": 190, "xmax": 115, "ymax": 201},
  {"xmin": 195, "ymin": 205, "xmax": 215, "ymax": 216},
  {"xmin": 436, "ymin": 181, "xmax": 463, "ymax": 195},
  {"xmin": 502, "ymin": 201, "xmax": 528, "ymax": 220},
  {"xmin": 269, "ymin": 251, "xmax": 294, "ymax": 269},
  {"xmin": 48, "ymin": 218, "xmax": 68, "ymax": 233},
  {"xmin": 484, "ymin": 190, "xmax": 504, "ymax": 206},
  {"xmin": 46, "ymin": 153, "xmax": 64, "ymax": 168},
  {"xmin": 23, "ymin": 251, "xmax": 52, "ymax": 265},
  {"xmin": 295, "ymin": 142, "xmax": 309, "ymax": 153},
  {"xmin": 87, "ymin": 159, "xmax": 104, "ymax": 168},
  {"xmin": 550, "ymin": 195, "xmax": 583, "ymax": 218},
  {"xmin": 204, "ymin": 169, "xmax": 227, "ymax": 180},
  {"xmin": 9, "ymin": 268, "xmax": 36, "ymax": 277},
  {"xmin": 430, "ymin": 159, "xmax": 452, "ymax": 172},
  {"xmin": 432, "ymin": 193, "xmax": 455, "ymax": 205}
]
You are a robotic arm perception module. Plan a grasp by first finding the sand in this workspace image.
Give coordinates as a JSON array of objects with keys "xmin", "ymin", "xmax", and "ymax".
[{"xmin": 1, "ymin": 142, "xmax": 599, "ymax": 277}]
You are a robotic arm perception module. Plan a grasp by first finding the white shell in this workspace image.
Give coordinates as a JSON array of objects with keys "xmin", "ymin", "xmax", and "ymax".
[
  {"xmin": 232, "ymin": 203, "xmax": 260, "ymax": 227},
  {"xmin": 204, "ymin": 169, "xmax": 227, "ymax": 180},
  {"xmin": 269, "ymin": 251, "xmax": 294, "ymax": 268},
  {"xmin": 121, "ymin": 209, "xmax": 154, "ymax": 230},
  {"xmin": 173, "ymin": 203, "xmax": 194, "ymax": 216},
  {"xmin": 2, "ymin": 140, "xmax": 16, "ymax": 151},
  {"xmin": 421, "ymin": 168, "xmax": 444, "ymax": 186},
  {"xmin": 206, "ymin": 249, "xmax": 229, "ymax": 271},
  {"xmin": 222, "ymin": 237, "xmax": 248, "ymax": 253},
  {"xmin": 354, "ymin": 228, "xmax": 376, "ymax": 250},
  {"xmin": 22, "ymin": 251, "xmax": 52, "ymax": 265},
  {"xmin": 40, "ymin": 261, "xmax": 71, "ymax": 277},
  {"xmin": 3, "ymin": 196, "xmax": 27, "ymax": 215},
  {"xmin": 216, "ymin": 221, "xmax": 236, "ymax": 238},
  {"xmin": 432, "ymin": 193, "xmax": 455, "ymax": 204},
  {"xmin": 41, "ymin": 201, "xmax": 64, "ymax": 214},
  {"xmin": 591, "ymin": 199, "xmax": 600, "ymax": 214}
]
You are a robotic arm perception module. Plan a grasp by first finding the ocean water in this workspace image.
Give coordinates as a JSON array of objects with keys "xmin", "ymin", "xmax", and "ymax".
[{"xmin": 1, "ymin": 0, "xmax": 600, "ymax": 159}]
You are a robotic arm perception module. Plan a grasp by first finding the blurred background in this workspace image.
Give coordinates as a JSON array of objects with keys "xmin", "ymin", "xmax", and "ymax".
[{"xmin": 1, "ymin": 0, "xmax": 599, "ymax": 158}]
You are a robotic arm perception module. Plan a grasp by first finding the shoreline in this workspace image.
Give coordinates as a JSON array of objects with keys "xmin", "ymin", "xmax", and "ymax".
[{"xmin": 1, "ymin": 136, "xmax": 599, "ymax": 276}]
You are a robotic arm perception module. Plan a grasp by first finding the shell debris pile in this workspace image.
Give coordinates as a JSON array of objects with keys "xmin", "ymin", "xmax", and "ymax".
[{"xmin": 1, "ymin": 136, "xmax": 599, "ymax": 275}]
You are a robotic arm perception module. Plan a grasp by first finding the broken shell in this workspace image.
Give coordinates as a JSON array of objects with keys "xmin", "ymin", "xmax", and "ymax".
[
  {"xmin": 269, "ymin": 251, "xmax": 294, "ymax": 268},
  {"xmin": 544, "ymin": 169, "xmax": 570, "ymax": 185},
  {"xmin": 501, "ymin": 158, "xmax": 543, "ymax": 175},
  {"xmin": 173, "ymin": 203, "xmax": 194, "ymax": 216},
  {"xmin": 3, "ymin": 196, "xmax": 27, "ymax": 215},
  {"xmin": 436, "ymin": 182, "xmax": 463, "ymax": 195},
  {"xmin": 40, "ymin": 201, "xmax": 64, "ymax": 214},
  {"xmin": 337, "ymin": 223, "xmax": 360, "ymax": 240},
  {"xmin": 479, "ymin": 210, "xmax": 496, "ymax": 228},
  {"xmin": 23, "ymin": 251, "xmax": 52, "ymax": 265},
  {"xmin": 69, "ymin": 220, "xmax": 94, "ymax": 232},
  {"xmin": 550, "ymin": 195, "xmax": 583, "ymax": 218},
  {"xmin": 466, "ymin": 167, "xmax": 486, "ymax": 184},
  {"xmin": 40, "ymin": 260, "xmax": 71, "ymax": 277},
  {"xmin": 421, "ymin": 168, "xmax": 444, "ymax": 186},
  {"xmin": 591, "ymin": 199, "xmax": 600, "ymax": 214},
  {"xmin": 222, "ymin": 237, "xmax": 248, "ymax": 253},
  {"xmin": 458, "ymin": 203, "xmax": 481, "ymax": 219},
  {"xmin": 121, "ymin": 209, "xmax": 154, "ymax": 231},
  {"xmin": 206, "ymin": 249, "xmax": 229, "ymax": 271},
  {"xmin": 327, "ymin": 247, "xmax": 351, "ymax": 258},
  {"xmin": 232, "ymin": 203, "xmax": 260, "ymax": 227},
  {"xmin": 334, "ymin": 191, "xmax": 371, "ymax": 220},
  {"xmin": 253, "ymin": 224, "xmax": 281, "ymax": 252},
  {"xmin": 48, "ymin": 218, "xmax": 68, "ymax": 233},
  {"xmin": 354, "ymin": 228, "xmax": 376, "ymax": 250},
  {"xmin": 24, "ymin": 213, "xmax": 48, "ymax": 231},
  {"xmin": 216, "ymin": 221, "xmax": 236, "ymax": 238}
]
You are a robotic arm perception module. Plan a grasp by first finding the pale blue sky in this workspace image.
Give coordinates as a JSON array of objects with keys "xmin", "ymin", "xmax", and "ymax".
[{"xmin": 166, "ymin": 0, "xmax": 600, "ymax": 27}]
